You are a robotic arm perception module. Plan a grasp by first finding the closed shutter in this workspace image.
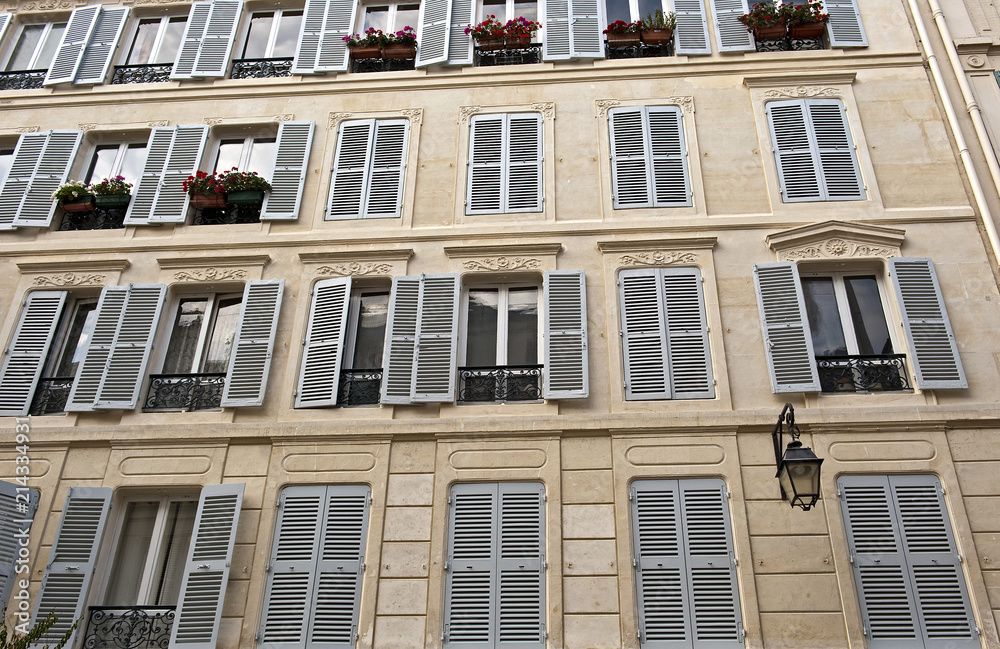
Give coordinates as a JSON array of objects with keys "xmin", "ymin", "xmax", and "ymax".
[
  {"xmin": 292, "ymin": 0, "xmax": 355, "ymax": 74},
  {"xmin": 671, "ymin": 0, "xmax": 711, "ymax": 54},
  {"xmin": 807, "ymin": 100, "xmax": 865, "ymax": 200},
  {"xmin": 445, "ymin": 483, "xmax": 497, "ymax": 645},
  {"xmin": 825, "ymin": 0, "xmax": 866, "ymax": 47},
  {"xmin": 752, "ymin": 262, "xmax": 821, "ymax": 392},
  {"xmin": 0, "ymin": 291, "xmax": 67, "ymax": 416},
  {"xmin": 889, "ymin": 258, "xmax": 967, "ymax": 390},
  {"xmin": 543, "ymin": 270, "xmax": 588, "ymax": 399},
  {"xmin": 662, "ymin": 268, "xmax": 713, "ymax": 399},
  {"xmin": 838, "ymin": 475, "xmax": 977, "ymax": 649},
  {"xmin": 568, "ymin": 0, "xmax": 604, "ymax": 58},
  {"xmin": 296, "ymin": 277, "xmax": 352, "ymax": 408},
  {"xmin": 416, "ymin": 0, "xmax": 450, "ymax": 66},
  {"xmin": 649, "ymin": 107, "xmax": 691, "ymax": 206},
  {"xmin": 65, "ymin": 286, "xmax": 128, "ymax": 412},
  {"xmin": 261, "ymin": 121, "xmax": 315, "ymax": 220},
  {"xmin": 610, "ymin": 107, "xmax": 690, "ymax": 209},
  {"xmin": 11, "ymin": 131, "xmax": 84, "ymax": 229},
  {"xmin": 0, "ymin": 481, "xmax": 39, "ymax": 607},
  {"xmin": 191, "ymin": 0, "xmax": 242, "ymax": 77},
  {"xmin": 632, "ymin": 480, "xmax": 686, "ymax": 644},
  {"xmin": 710, "ymin": 0, "xmax": 752, "ymax": 51},
  {"xmin": 380, "ymin": 276, "xmax": 420, "ymax": 404},
  {"xmin": 543, "ymin": 0, "xmax": 571, "ymax": 60},
  {"xmin": 620, "ymin": 269, "xmax": 671, "ymax": 400},
  {"xmin": 0, "ymin": 134, "xmax": 47, "ymax": 230},
  {"xmin": 147, "ymin": 125, "xmax": 209, "ymax": 223},
  {"xmin": 221, "ymin": 280, "xmax": 284, "ymax": 407},
  {"xmin": 412, "ymin": 274, "xmax": 460, "ymax": 402},
  {"xmin": 172, "ymin": 2, "xmax": 213, "ymax": 79},
  {"xmin": 446, "ymin": 0, "xmax": 475, "ymax": 64},
  {"xmin": 124, "ymin": 127, "xmax": 174, "ymax": 225},
  {"xmin": 365, "ymin": 119, "xmax": 409, "ymax": 218},
  {"xmin": 467, "ymin": 115, "xmax": 505, "ymax": 214},
  {"xmin": 170, "ymin": 483, "xmax": 244, "ymax": 649},
  {"xmin": 506, "ymin": 113, "xmax": 543, "ymax": 213},
  {"xmin": 767, "ymin": 99, "xmax": 821, "ymax": 202},
  {"xmin": 496, "ymin": 483, "xmax": 545, "ymax": 646},
  {"xmin": 31, "ymin": 487, "xmax": 112, "ymax": 649},
  {"xmin": 328, "ymin": 120, "xmax": 374, "ymax": 219},
  {"xmin": 43, "ymin": 5, "xmax": 101, "ymax": 85},
  {"xmin": 609, "ymin": 108, "xmax": 652, "ymax": 208},
  {"xmin": 75, "ymin": 6, "xmax": 129, "ymax": 84}
]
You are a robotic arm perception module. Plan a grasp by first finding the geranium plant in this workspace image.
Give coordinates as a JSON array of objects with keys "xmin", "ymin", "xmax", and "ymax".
[
  {"xmin": 504, "ymin": 16, "xmax": 541, "ymax": 37},
  {"xmin": 183, "ymin": 170, "xmax": 226, "ymax": 196},
  {"xmin": 384, "ymin": 26, "xmax": 417, "ymax": 45},
  {"xmin": 51, "ymin": 180, "xmax": 91, "ymax": 203},
  {"xmin": 603, "ymin": 20, "xmax": 642, "ymax": 34},
  {"xmin": 89, "ymin": 175, "xmax": 132, "ymax": 196},
  {"xmin": 465, "ymin": 15, "xmax": 506, "ymax": 39},
  {"xmin": 781, "ymin": 0, "xmax": 828, "ymax": 25},
  {"xmin": 183, "ymin": 168, "xmax": 272, "ymax": 196},
  {"xmin": 343, "ymin": 27, "xmax": 387, "ymax": 47},
  {"xmin": 739, "ymin": 0, "xmax": 784, "ymax": 30}
]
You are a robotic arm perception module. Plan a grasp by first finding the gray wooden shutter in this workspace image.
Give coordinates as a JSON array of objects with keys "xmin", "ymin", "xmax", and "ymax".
[
  {"xmin": 292, "ymin": 0, "xmax": 355, "ymax": 74},
  {"xmin": 261, "ymin": 121, "xmax": 315, "ymax": 221},
  {"xmin": 632, "ymin": 480, "xmax": 687, "ymax": 645},
  {"xmin": 365, "ymin": 119, "xmax": 409, "ymax": 218},
  {"xmin": 466, "ymin": 115, "xmax": 505, "ymax": 214},
  {"xmin": 221, "ymin": 280, "xmax": 284, "ymax": 407},
  {"xmin": 296, "ymin": 277, "xmax": 352, "ymax": 408},
  {"xmin": 826, "ymin": 0, "xmax": 866, "ymax": 47},
  {"xmin": 766, "ymin": 100, "xmax": 820, "ymax": 202},
  {"xmin": 752, "ymin": 262, "xmax": 821, "ymax": 392},
  {"xmin": 620, "ymin": 269, "xmax": 671, "ymax": 400},
  {"xmin": 506, "ymin": 113, "xmax": 543, "ymax": 213},
  {"xmin": 416, "ymin": 0, "xmax": 450, "ymax": 67},
  {"xmin": 12, "ymin": 130, "xmax": 84, "ymax": 229},
  {"xmin": 497, "ymin": 483, "xmax": 545, "ymax": 647},
  {"xmin": 710, "ymin": 0, "xmax": 752, "ymax": 51},
  {"xmin": 43, "ymin": 5, "xmax": 101, "ymax": 85},
  {"xmin": 649, "ymin": 107, "xmax": 691, "ymax": 207},
  {"xmin": 328, "ymin": 120, "xmax": 374, "ymax": 220},
  {"xmin": 569, "ymin": 0, "xmax": 604, "ymax": 58},
  {"xmin": 172, "ymin": 2, "xmax": 213, "ymax": 79},
  {"xmin": 412, "ymin": 273, "xmax": 460, "ymax": 402},
  {"xmin": 445, "ymin": 483, "xmax": 498, "ymax": 645},
  {"xmin": 0, "ymin": 481, "xmax": 39, "ymax": 607},
  {"xmin": 0, "ymin": 16, "xmax": 11, "ymax": 49},
  {"xmin": 191, "ymin": 0, "xmax": 243, "ymax": 77},
  {"xmin": 671, "ymin": 0, "xmax": 711, "ymax": 54},
  {"xmin": 31, "ymin": 487, "xmax": 112, "ymax": 649},
  {"xmin": 0, "ymin": 134, "xmax": 47, "ymax": 230},
  {"xmin": 543, "ymin": 0, "xmax": 571, "ymax": 60},
  {"xmin": 170, "ymin": 483, "xmax": 244, "ymax": 649},
  {"xmin": 75, "ymin": 6, "xmax": 129, "ymax": 84},
  {"xmin": 380, "ymin": 276, "xmax": 420, "ymax": 404},
  {"xmin": 889, "ymin": 258, "xmax": 967, "ymax": 390},
  {"xmin": 446, "ymin": 0, "xmax": 474, "ymax": 65},
  {"xmin": 0, "ymin": 291, "xmax": 67, "ymax": 416},
  {"xmin": 543, "ymin": 270, "xmax": 588, "ymax": 399},
  {"xmin": 609, "ymin": 107, "xmax": 652, "ymax": 209},
  {"xmin": 147, "ymin": 125, "xmax": 209, "ymax": 223},
  {"xmin": 663, "ymin": 268, "xmax": 713, "ymax": 399},
  {"xmin": 124, "ymin": 127, "xmax": 175, "ymax": 226},
  {"xmin": 807, "ymin": 100, "xmax": 865, "ymax": 201},
  {"xmin": 65, "ymin": 286, "xmax": 128, "ymax": 412}
]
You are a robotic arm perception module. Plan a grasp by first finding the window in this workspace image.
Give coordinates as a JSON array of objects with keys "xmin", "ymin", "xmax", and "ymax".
[
  {"xmin": 123, "ymin": 16, "xmax": 187, "ymax": 65},
  {"xmin": 838, "ymin": 475, "xmax": 978, "ymax": 649},
  {"xmin": 618, "ymin": 268, "xmax": 713, "ymax": 400},
  {"xmin": 84, "ymin": 141, "xmax": 149, "ymax": 186},
  {"xmin": 752, "ymin": 258, "xmax": 967, "ymax": 394},
  {"xmin": 0, "ymin": 130, "xmax": 82, "ymax": 230},
  {"xmin": 170, "ymin": 0, "xmax": 242, "ymax": 80},
  {"xmin": 466, "ymin": 113, "xmax": 542, "ymax": 215},
  {"xmin": 241, "ymin": 10, "xmax": 303, "ymax": 59},
  {"xmin": 328, "ymin": 118, "xmax": 409, "ymax": 220},
  {"xmin": 766, "ymin": 98, "xmax": 865, "ymax": 203},
  {"xmin": 476, "ymin": 0, "xmax": 537, "ymax": 26},
  {"xmin": 443, "ymin": 482, "xmax": 545, "ymax": 648},
  {"xmin": 212, "ymin": 134, "xmax": 277, "ymax": 180},
  {"xmin": 0, "ymin": 147, "xmax": 14, "ymax": 188},
  {"xmin": 4, "ymin": 22, "xmax": 66, "ymax": 71},
  {"xmin": 630, "ymin": 478, "xmax": 743, "ymax": 648},
  {"xmin": 358, "ymin": 2, "xmax": 419, "ymax": 34},
  {"xmin": 40, "ymin": 6, "xmax": 131, "ymax": 86},
  {"xmin": 160, "ymin": 293, "xmax": 243, "ymax": 375},
  {"xmin": 604, "ymin": 0, "xmax": 663, "ymax": 24},
  {"xmin": 608, "ymin": 106, "xmax": 691, "ymax": 209},
  {"xmin": 258, "ymin": 485, "xmax": 371, "ymax": 649}
]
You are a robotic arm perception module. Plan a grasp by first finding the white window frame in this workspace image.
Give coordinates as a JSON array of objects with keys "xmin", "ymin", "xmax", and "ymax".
[
  {"xmin": 458, "ymin": 281, "xmax": 542, "ymax": 368},
  {"xmin": 119, "ymin": 15, "xmax": 189, "ymax": 65},
  {"xmin": 342, "ymin": 284, "xmax": 391, "ymax": 372},
  {"xmin": 157, "ymin": 291, "xmax": 244, "ymax": 375},
  {"xmin": 42, "ymin": 294, "xmax": 99, "ymax": 379},
  {"xmin": 3, "ymin": 20, "xmax": 67, "ymax": 71},
  {"xmin": 83, "ymin": 139, "xmax": 149, "ymax": 185},
  {"xmin": 0, "ymin": 145, "xmax": 13, "ymax": 188},
  {"xmin": 210, "ymin": 130, "xmax": 278, "ymax": 175},
  {"xmin": 239, "ymin": 8, "xmax": 304, "ymax": 59},
  {"xmin": 355, "ymin": 1, "xmax": 420, "ymax": 34}
]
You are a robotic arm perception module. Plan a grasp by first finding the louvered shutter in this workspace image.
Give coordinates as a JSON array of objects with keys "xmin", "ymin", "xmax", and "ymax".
[
  {"xmin": 543, "ymin": 0, "xmax": 571, "ymax": 60},
  {"xmin": 445, "ymin": 483, "xmax": 498, "ymax": 645},
  {"xmin": 43, "ymin": 5, "xmax": 101, "ymax": 85},
  {"xmin": 172, "ymin": 2, "xmax": 212, "ymax": 79},
  {"xmin": 65, "ymin": 286, "xmax": 128, "ymax": 412},
  {"xmin": 292, "ymin": 0, "xmax": 355, "ymax": 74},
  {"xmin": 649, "ymin": 107, "xmax": 691, "ymax": 207},
  {"xmin": 124, "ymin": 127, "xmax": 174, "ymax": 225},
  {"xmin": 671, "ymin": 0, "xmax": 711, "ymax": 54},
  {"xmin": 710, "ymin": 0, "xmax": 752, "ymax": 51},
  {"xmin": 412, "ymin": 273, "xmax": 459, "ymax": 402},
  {"xmin": 889, "ymin": 258, "xmax": 967, "ymax": 390},
  {"xmin": 632, "ymin": 480, "xmax": 687, "ymax": 645},
  {"xmin": 497, "ymin": 483, "xmax": 545, "ymax": 647},
  {"xmin": 147, "ymin": 125, "xmax": 209, "ymax": 223},
  {"xmin": 0, "ymin": 481, "xmax": 39, "ymax": 607},
  {"xmin": 296, "ymin": 277, "xmax": 352, "ymax": 408},
  {"xmin": 261, "ymin": 121, "xmax": 315, "ymax": 220},
  {"xmin": 543, "ymin": 270, "xmax": 588, "ymax": 399},
  {"xmin": 12, "ymin": 131, "xmax": 84, "ymax": 229},
  {"xmin": 569, "ymin": 0, "xmax": 604, "ymax": 57},
  {"xmin": 191, "ymin": 0, "xmax": 243, "ymax": 77},
  {"xmin": 446, "ymin": 0, "xmax": 474, "ymax": 64},
  {"xmin": 75, "ymin": 6, "xmax": 129, "ymax": 84},
  {"xmin": 328, "ymin": 120, "xmax": 374, "ymax": 220},
  {"xmin": 767, "ymin": 100, "xmax": 820, "ymax": 202},
  {"xmin": 380, "ymin": 276, "xmax": 420, "ymax": 404},
  {"xmin": 170, "ymin": 483, "xmax": 244, "ymax": 649},
  {"xmin": 31, "ymin": 487, "xmax": 112, "ymax": 649},
  {"xmin": 609, "ymin": 108, "xmax": 652, "ymax": 208},
  {"xmin": 808, "ymin": 100, "xmax": 865, "ymax": 201},
  {"xmin": 365, "ymin": 120, "xmax": 409, "ymax": 218},
  {"xmin": 467, "ymin": 115, "xmax": 505, "ymax": 214},
  {"xmin": 825, "ymin": 0, "xmax": 866, "ymax": 47},
  {"xmin": 620, "ymin": 269, "xmax": 671, "ymax": 400},
  {"xmin": 506, "ymin": 113, "xmax": 543, "ymax": 213},
  {"xmin": 93, "ymin": 283, "xmax": 167, "ymax": 410},
  {"xmin": 752, "ymin": 262, "xmax": 821, "ymax": 392},
  {"xmin": 416, "ymin": 0, "xmax": 450, "ymax": 66},
  {"xmin": 221, "ymin": 280, "xmax": 284, "ymax": 407},
  {"xmin": 0, "ymin": 134, "xmax": 47, "ymax": 230},
  {"xmin": 0, "ymin": 291, "xmax": 67, "ymax": 416},
  {"xmin": 663, "ymin": 268, "xmax": 713, "ymax": 399},
  {"xmin": 0, "ymin": 15, "xmax": 11, "ymax": 48}
]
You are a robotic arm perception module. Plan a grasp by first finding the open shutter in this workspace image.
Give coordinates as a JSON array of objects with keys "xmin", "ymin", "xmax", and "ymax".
[
  {"xmin": 148, "ymin": 125, "xmax": 209, "ymax": 223},
  {"xmin": 191, "ymin": 0, "xmax": 243, "ymax": 77},
  {"xmin": 292, "ymin": 0, "xmax": 355, "ymax": 74},
  {"xmin": 170, "ymin": 483, "xmax": 244, "ymax": 649},
  {"xmin": 889, "ymin": 258, "xmax": 967, "ymax": 390},
  {"xmin": 172, "ymin": 2, "xmax": 212, "ymax": 79},
  {"xmin": 221, "ymin": 280, "xmax": 284, "ymax": 407},
  {"xmin": 609, "ymin": 108, "xmax": 652, "ymax": 209},
  {"xmin": 506, "ymin": 113, "xmax": 543, "ymax": 213},
  {"xmin": 296, "ymin": 277, "xmax": 352, "ymax": 408},
  {"xmin": 365, "ymin": 119, "xmax": 409, "ymax": 218},
  {"xmin": 497, "ymin": 483, "xmax": 545, "ymax": 647},
  {"xmin": 671, "ymin": 0, "xmax": 711, "ymax": 54},
  {"xmin": 44, "ymin": 5, "xmax": 101, "ymax": 85},
  {"xmin": 411, "ymin": 273, "xmax": 460, "ymax": 402},
  {"xmin": 543, "ymin": 270, "xmax": 588, "ymax": 399},
  {"xmin": 262, "ymin": 121, "xmax": 315, "ymax": 221},
  {"xmin": 710, "ymin": 0, "xmax": 752, "ymax": 51},
  {"xmin": 445, "ymin": 483, "xmax": 498, "ymax": 646},
  {"xmin": 124, "ymin": 127, "xmax": 175, "ymax": 225},
  {"xmin": 0, "ymin": 291, "xmax": 67, "ymax": 416},
  {"xmin": 649, "ymin": 107, "xmax": 691, "ymax": 206},
  {"xmin": 380, "ymin": 276, "xmax": 420, "ymax": 404},
  {"xmin": 808, "ymin": 100, "xmax": 865, "ymax": 201},
  {"xmin": 620, "ymin": 269, "xmax": 670, "ymax": 400},
  {"xmin": 569, "ymin": 0, "xmax": 604, "ymax": 58},
  {"xmin": 543, "ymin": 0, "xmax": 571, "ymax": 60},
  {"xmin": 12, "ymin": 131, "xmax": 84, "ymax": 229},
  {"xmin": 31, "ymin": 487, "xmax": 112, "ymax": 649},
  {"xmin": 767, "ymin": 100, "xmax": 821, "ymax": 202},
  {"xmin": 328, "ymin": 120, "xmax": 374, "ymax": 220},
  {"xmin": 446, "ymin": 0, "xmax": 474, "ymax": 64},
  {"xmin": 0, "ymin": 134, "xmax": 46, "ymax": 230},
  {"xmin": 0, "ymin": 16, "xmax": 11, "ymax": 48},
  {"xmin": 416, "ymin": 0, "xmax": 450, "ymax": 66},
  {"xmin": 75, "ymin": 6, "xmax": 129, "ymax": 84},
  {"xmin": 752, "ymin": 262, "xmax": 821, "ymax": 392},
  {"xmin": 663, "ymin": 268, "xmax": 713, "ymax": 399},
  {"xmin": 466, "ymin": 115, "xmax": 505, "ymax": 214},
  {"xmin": 65, "ymin": 286, "xmax": 128, "ymax": 412},
  {"xmin": 825, "ymin": 0, "xmax": 866, "ymax": 47},
  {"xmin": 0, "ymin": 482, "xmax": 39, "ymax": 607},
  {"xmin": 93, "ymin": 284, "xmax": 167, "ymax": 410}
]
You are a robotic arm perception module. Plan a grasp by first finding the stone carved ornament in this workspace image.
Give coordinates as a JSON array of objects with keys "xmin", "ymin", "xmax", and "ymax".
[
  {"xmin": 174, "ymin": 268, "xmax": 248, "ymax": 282},
  {"xmin": 32, "ymin": 273, "xmax": 106, "ymax": 287},
  {"xmin": 401, "ymin": 108, "xmax": 423, "ymax": 124},
  {"xmin": 764, "ymin": 87, "xmax": 839, "ymax": 99},
  {"xmin": 148, "ymin": 120, "xmax": 169, "ymax": 127},
  {"xmin": 328, "ymin": 113, "xmax": 353, "ymax": 130},
  {"xmin": 779, "ymin": 238, "xmax": 897, "ymax": 260},
  {"xmin": 316, "ymin": 262, "xmax": 394, "ymax": 276},
  {"xmin": 15, "ymin": 126, "xmax": 39, "ymax": 133},
  {"xmin": 17, "ymin": 0, "xmax": 72, "ymax": 9},
  {"xmin": 532, "ymin": 103, "xmax": 555, "ymax": 120},
  {"xmin": 459, "ymin": 106, "xmax": 482, "ymax": 124},
  {"xmin": 462, "ymin": 257, "xmax": 541, "ymax": 271},
  {"xmin": 619, "ymin": 251, "xmax": 698, "ymax": 266},
  {"xmin": 596, "ymin": 100, "xmax": 620, "ymax": 118}
]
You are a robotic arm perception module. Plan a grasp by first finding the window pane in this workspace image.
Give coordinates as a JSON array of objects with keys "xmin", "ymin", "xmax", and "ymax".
[
  {"xmin": 352, "ymin": 292, "xmax": 389, "ymax": 369},
  {"xmin": 7, "ymin": 25, "xmax": 44, "ymax": 71},
  {"xmin": 482, "ymin": 0, "xmax": 506, "ymax": 22},
  {"xmin": 243, "ymin": 12, "xmax": 275, "ymax": 57},
  {"xmin": 126, "ymin": 19, "xmax": 161, "ymax": 65},
  {"xmin": 155, "ymin": 18, "xmax": 187, "ymax": 64},
  {"xmin": 247, "ymin": 138, "xmax": 277, "ymax": 181},
  {"xmin": 395, "ymin": 5, "xmax": 420, "ymax": 30},
  {"xmin": 162, "ymin": 299, "xmax": 208, "ymax": 374},
  {"xmin": 637, "ymin": 0, "xmax": 661, "ymax": 20},
  {"xmin": 53, "ymin": 302, "xmax": 98, "ymax": 377},
  {"xmin": 104, "ymin": 501, "xmax": 159, "ymax": 606},
  {"xmin": 506, "ymin": 287, "xmax": 537, "ymax": 365},
  {"xmin": 513, "ymin": 0, "xmax": 537, "ymax": 23},
  {"xmin": 363, "ymin": 6, "xmax": 390, "ymax": 32},
  {"xmin": 844, "ymin": 276, "xmax": 893, "ymax": 355},
  {"xmin": 203, "ymin": 296, "xmax": 242, "ymax": 373},
  {"xmin": 86, "ymin": 145, "xmax": 120, "ymax": 184},
  {"xmin": 273, "ymin": 11, "xmax": 303, "ymax": 57},
  {"xmin": 802, "ymin": 278, "xmax": 848, "ymax": 356},
  {"xmin": 0, "ymin": 149, "xmax": 14, "ymax": 188},
  {"xmin": 35, "ymin": 23, "xmax": 66, "ymax": 70},
  {"xmin": 150, "ymin": 501, "xmax": 196, "ymax": 606},
  {"xmin": 466, "ymin": 289, "xmax": 499, "ymax": 366},
  {"xmin": 214, "ymin": 140, "xmax": 244, "ymax": 172},
  {"xmin": 119, "ymin": 144, "xmax": 148, "ymax": 188},
  {"xmin": 604, "ymin": 0, "xmax": 631, "ymax": 23}
]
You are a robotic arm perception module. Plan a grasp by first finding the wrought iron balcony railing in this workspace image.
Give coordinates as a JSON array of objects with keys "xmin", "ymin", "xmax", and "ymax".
[
  {"xmin": 0, "ymin": 69, "xmax": 45, "ymax": 90},
  {"xmin": 458, "ymin": 364, "xmax": 543, "ymax": 402},
  {"xmin": 191, "ymin": 203, "xmax": 262, "ymax": 225},
  {"xmin": 816, "ymin": 355, "xmax": 909, "ymax": 393},
  {"xmin": 231, "ymin": 57, "xmax": 293, "ymax": 79},
  {"xmin": 604, "ymin": 41, "xmax": 673, "ymax": 59},
  {"xmin": 338, "ymin": 368, "xmax": 382, "ymax": 406},
  {"xmin": 28, "ymin": 377, "xmax": 74, "ymax": 415},
  {"xmin": 58, "ymin": 205, "xmax": 127, "ymax": 230},
  {"xmin": 350, "ymin": 57, "xmax": 416, "ymax": 73},
  {"xmin": 144, "ymin": 373, "xmax": 225, "ymax": 411},
  {"xmin": 753, "ymin": 34, "xmax": 825, "ymax": 52},
  {"xmin": 84, "ymin": 606, "xmax": 175, "ymax": 649},
  {"xmin": 111, "ymin": 63, "xmax": 173, "ymax": 84},
  {"xmin": 473, "ymin": 44, "xmax": 541, "ymax": 66}
]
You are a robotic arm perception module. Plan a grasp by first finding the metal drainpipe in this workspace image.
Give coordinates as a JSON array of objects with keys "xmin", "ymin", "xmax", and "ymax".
[{"xmin": 906, "ymin": 0, "xmax": 1000, "ymax": 266}]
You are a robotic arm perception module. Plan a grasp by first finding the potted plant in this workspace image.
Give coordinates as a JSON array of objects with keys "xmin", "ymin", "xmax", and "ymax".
[
  {"xmin": 183, "ymin": 170, "xmax": 228, "ymax": 208},
  {"xmin": 739, "ymin": 0, "xmax": 786, "ymax": 41},
  {"xmin": 382, "ymin": 26, "xmax": 418, "ymax": 59},
  {"xmin": 216, "ymin": 168, "xmax": 273, "ymax": 205},
  {"xmin": 465, "ymin": 16, "xmax": 506, "ymax": 50},
  {"xmin": 782, "ymin": 0, "xmax": 828, "ymax": 38},
  {"xmin": 89, "ymin": 175, "xmax": 132, "ymax": 209},
  {"xmin": 51, "ymin": 180, "xmax": 95, "ymax": 213},
  {"xmin": 504, "ymin": 16, "xmax": 540, "ymax": 48},
  {"xmin": 603, "ymin": 20, "xmax": 642, "ymax": 47},
  {"xmin": 640, "ymin": 9, "xmax": 676, "ymax": 45},
  {"xmin": 343, "ymin": 28, "xmax": 385, "ymax": 59}
]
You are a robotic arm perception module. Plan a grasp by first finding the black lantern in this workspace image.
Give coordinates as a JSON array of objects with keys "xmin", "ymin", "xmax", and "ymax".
[{"xmin": 772, "ymin": 403, "xmax": 824, "ymax": 511}]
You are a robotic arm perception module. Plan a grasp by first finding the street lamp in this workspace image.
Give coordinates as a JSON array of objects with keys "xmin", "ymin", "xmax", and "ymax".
[{"xmin": 772, "ymin": 403, "xmax": 824, "ymax": 511}]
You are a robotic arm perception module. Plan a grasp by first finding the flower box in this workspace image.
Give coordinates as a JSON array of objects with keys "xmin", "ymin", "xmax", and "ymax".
[
  {"xmin": 190, "ymin": 193, "xmax": 227, "ymax": 209},
  {"xmin": 349, "ymin": 45, "xmax": 382, "ymax": 59},
  {"xmin": 381, "ymin": 43, "xmax": 417, "ymax": 59},
  {"xmin": 475, "ymin": 35, "xmax": 505, "ymax": 50},
  {"xmin": 606, "ymin": 31, "xmax": 640, "ymax": 47},
  {"xmin": 504, "ymin": 33, "xmax": 531, "ymax": 48},
  {"xmin": 226, "ymin": 190, "xmax": 266, "ymax": 206},
  {"xmin": 753, "ymin": 24, "xmax": 787, "ymax": 40},
  {"xmin": 789, "ymin": 22, "xmax": 826, "ymax": 38},
  {"xmin": 61, "ymin": 196, "xmax": 96, "ymax": 213},
  {"xmin": 640, "ymin": 28, "xmax": 673, "ymax": 44},
  {"xmin": 94, "ymin": 194, "xmax": 131, "ymax": 209}
]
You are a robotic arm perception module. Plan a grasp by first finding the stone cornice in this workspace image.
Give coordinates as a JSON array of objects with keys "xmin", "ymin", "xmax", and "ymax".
[
  {"xmin": 443, "ymin": 243, "xmax": 562, "ymax": 258},
  {"xmin": 743, "ymin": 72, "xmax": 857, "ymax": 87},
  {"xmin": 299, "ymin": 249, "xmax": 414, "ymax": 264},
  {"xmin": 597, "ymin": 237, "xmax": 717, "ymax": 252},
  {"xmin": 17, "ymin": 259, "xmax": 131, "ymax": 273}
]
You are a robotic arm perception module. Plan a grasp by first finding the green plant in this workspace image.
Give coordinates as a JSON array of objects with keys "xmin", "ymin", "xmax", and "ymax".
[
  {"xmin": 343, "ymin": 27, "xmax": 387, "ymax": 47},
  {"xmin": 0, "ymin": 610, "xmax": 76, "ymax": 649},
  {"xmin": 464, "ymin": 15, "xmax": 505, "ymax": 39},
  {"xmin": 217, "ymin": 168, "xmax": 273, "ymax": 192},
  {"xmin": 88, "ymin": 175, "xmax": 132, "ymax": 196},
  {"xmin": 738, "ymin": 0, "xmax": 784, "ymax": 30},
  {"xmin": 383, "ymin": 26, "xmax": 417, "ymax": 45},
  {"xmin": 50, "ymin": 180, "xmax": 91, "ymax": 203},
  {"xmin": 781, "ymin": 0, "xmax": 828, "ymax": 25},
  {"xmin": 603, "ymin": 19, "xmax": 642, "ymax": 34},
  {"xmin": 504, "ymin": 16, "xmax": 541, "ymax": 36},
  {"xmin": 641, "ymin": 9, "xmax": 676, "ymax": 30}
]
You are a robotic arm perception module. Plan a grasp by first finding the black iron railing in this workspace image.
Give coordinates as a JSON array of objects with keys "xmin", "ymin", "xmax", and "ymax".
[
  {"xmin": 58, "ymin": 206, "xmax": 127, "ymax": 230},
  {"xmin": 816, "ymin": 355, "xmax": 909, "ymax": 393},
  {"xmin": 191, "ymin": 203, "xmax": 261, "ymax": 225},
  {"xmin": 28, "ymin": 377, "xmax": 74, "ymax": 415},
  {"xmin": 604, "ymin": 41, "xmax": 673, "ymax": 59},
  {"xmin": 231, "ymin": 57, "xmax": 293, "ymax": 79},
  {"xmin": 84, "ymin": 606, "xmax": 175, "ymax": 649},
  {"xmin": 338, "ymin": 368, "xmax": 382, "ymax": 406},
  {"xmin": 754, "ymin": 34, "xmax": 825, "ymax": 52},
  {"xmin": 0, "ymin": 70, "xmax": 45, "ymax": 90},
  {"xmin": 473, "ymin": 44, "xmax": 541, "ymax": 66},
  {"xmin": 458, "ymin": 364, "xmax": 542, "ymax": 402},
  {"xmin": 349, "ymin": 57, "xmax": 416, "ymax": 73},
  {"xmin": 111, "ymin": 63, "xmax": 173, "ymax": 84},
  {"xmin": 144, "ymin": 373, "xmax": 225, "ymax": 411}
]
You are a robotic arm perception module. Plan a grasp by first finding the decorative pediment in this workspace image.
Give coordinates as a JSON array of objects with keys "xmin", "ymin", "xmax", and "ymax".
[
  {"xmin": 300, "ymin": 249, "xmax": 413, "ymax": 278},
  {"xmin": 444, "ymin": 243, "xmax": 562, "ymax": 274},
  {"xmin": 766, "ymin": 220, "xmax": 905, "ymax": 261}
]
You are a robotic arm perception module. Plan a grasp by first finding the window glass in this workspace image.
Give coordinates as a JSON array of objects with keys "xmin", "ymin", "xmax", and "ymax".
[
  {"xmin": 35, "ymin": 23, "xmax": 66, "ymax": 69},
  {"xmin": 802, "ymin": 273, "xmax": 893, "ymax": 357},
  {"xmin": 86, "ymin": 145, "xmax": 120, "ymax": 184},
  {"xmin": 0, "ymin": 149, "xmax": 14, "ymax": 188},
  {"xmin": 157, "ymin": 18, "xmax": 186, "ymax": 63},
  {"xmin": 52, "ymin": 301, "xmax": 98, "ymax": 378},
  {"xmin": 243, "ymin": 12, "xmax": 275, "ymax": 56},
  {"xmin": 162, "ymin": 294, "xmax": 243, "ymax": 375},
  {"xmin": 246, "ymin": 138, "xmax": 276, "ymax": 181},
  {"xmin": 104, "ymin": 501, "xmax": 158, "ymax": 606},
  {"xmin": 802, "ymin": 278, "xmax": 847, "ymax": 356},
  {"xmin": 351, "ymin": 292, "xmax": 389, "ymax": 369},
  {"xmin": 162, "ymin": 298, "xmax": 208, "ymax": 374},
  {"xmin": 466, "ymin": 288, "xmax": 499, "ymax": 366},
  {"xmin": 507, "ymin": 287, "xmax": 537, "ymax": 365},
  {"xmin": 214, "ymin": 137, "xmax": 276, "ymax": 180},
  {"xmin": 85, "ymin": 143, "xmax": 148, "ymax": 187},
  {"xmin": 214, "ymin": 139, "xmax": 245, "ymax": 173},
  {"xmin": 126, "ymin": 19, "xmax": 161, "ymax": 65},
  {"xmin": 361, "ymin": 3, "xmax": 418, "ymax": 32},
  {"xmin": 202, "ymin": 296, "xmax": 241, "ymax": 373},
  {"xmin": 120, "ymin": 144, "xmax": 148, "ymax": 187},
  {"xmin": 126, "ymin": 17, "xmax": 186, "ymax": 65},
  {"xmin": 6, "ymin": 25, "xmax": 44, "ymax": 70},
  {"xmin": 362, "ymin": 5, "xmax": 389, "ymax": 31},
  {"xmin": 844, "ymin": 276, "xmax": 893, "ymax": 355},
  {"xmin": 272, "ymin": 12, "xmax": 303, "ymax": 56}
]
